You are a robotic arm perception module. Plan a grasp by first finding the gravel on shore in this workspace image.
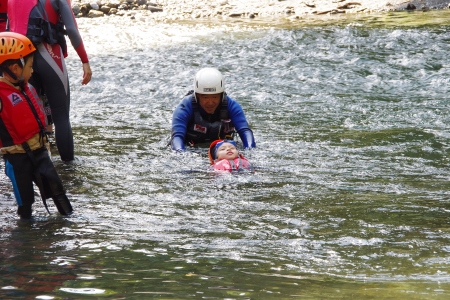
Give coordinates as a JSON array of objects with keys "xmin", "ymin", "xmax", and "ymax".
[{"xmin": 72, "ymin": 0, "xmax": 450, "ymax": 22}]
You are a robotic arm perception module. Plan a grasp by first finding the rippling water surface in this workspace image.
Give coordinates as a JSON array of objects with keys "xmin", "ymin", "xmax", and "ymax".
[{"xmin": 1, "ymin": 11, "xmax": 450, "ymax": 299}]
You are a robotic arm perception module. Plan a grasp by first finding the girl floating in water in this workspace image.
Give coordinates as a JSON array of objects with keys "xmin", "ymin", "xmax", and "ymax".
[{"xmin": 208, "ymin": 140, "xmax": 253, "ymax": 172}]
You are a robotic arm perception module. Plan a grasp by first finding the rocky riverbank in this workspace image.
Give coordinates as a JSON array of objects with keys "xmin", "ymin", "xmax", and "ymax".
[{"xmin": 73, "ymin": 0, "xmax": 450, "ymax": 22}]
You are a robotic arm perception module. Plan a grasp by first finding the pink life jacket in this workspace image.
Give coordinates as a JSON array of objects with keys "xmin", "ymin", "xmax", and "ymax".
[{"xmin": 213, "ymin": 156, "xmax": 253, "ymax": 172}]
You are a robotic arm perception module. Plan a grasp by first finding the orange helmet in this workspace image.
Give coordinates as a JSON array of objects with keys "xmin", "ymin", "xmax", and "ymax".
[
  {"xmin": 0, "ymin": 32, "xmax": 36, "ymax": 65},
  {"xmin": 208, "ymin": 140, "xmax": 223, "ymax": 165}
]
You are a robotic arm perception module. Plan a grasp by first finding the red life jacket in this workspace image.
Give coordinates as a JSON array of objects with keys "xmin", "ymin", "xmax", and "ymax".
[
  {"xmin": 0, "ymin": 0, "xmax": 7, "ymax": 32},
  {"xmin": 0, "ymin": 0, "xmax": 7, "ymax": 14},
  {"xmin": 0, "ymin": 81, "xmax": 46, "ymax": 148},
  {"xmin": 8, "ymin": 0, "xmax": 67, "ymax": 56},
  {"xmin": 6, "ymin": 0, "xmax": 36, "ymax": 35}
]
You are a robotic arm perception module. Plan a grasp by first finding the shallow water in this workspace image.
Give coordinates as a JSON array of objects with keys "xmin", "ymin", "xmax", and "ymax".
[{"xmin": 1, "ymin": 10, "xmax": 450, "ymax": 299}]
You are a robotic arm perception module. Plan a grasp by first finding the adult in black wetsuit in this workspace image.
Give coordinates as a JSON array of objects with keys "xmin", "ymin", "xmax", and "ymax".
[{"xmin": 8, "ymin": 0, "xmax": 92, "ymax": 162}]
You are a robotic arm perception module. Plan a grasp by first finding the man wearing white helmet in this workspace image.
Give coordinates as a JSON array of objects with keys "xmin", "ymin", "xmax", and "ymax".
[{"xmin": 171, "ymin": 68, "xmax": 256, "ymax": 151}]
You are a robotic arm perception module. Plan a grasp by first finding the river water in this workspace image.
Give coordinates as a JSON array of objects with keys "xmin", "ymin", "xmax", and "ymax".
[{"xmin": 1, "ymin": 10, "xmax": 450, "ymax": 299}]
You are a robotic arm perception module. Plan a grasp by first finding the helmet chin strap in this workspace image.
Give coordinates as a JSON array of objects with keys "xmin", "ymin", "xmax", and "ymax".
[{"xmin": 15, "ymin": 78, "xmax": 25, "ymax": 89}]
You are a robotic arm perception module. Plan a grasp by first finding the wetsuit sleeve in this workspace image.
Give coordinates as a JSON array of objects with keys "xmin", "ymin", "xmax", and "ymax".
[
  {"xmin": 56, "ymin": 0, "xmax": 89, "ymax": 63},
  {"xmin": 171, "ymin": 96, "xmax": 193, "ymax": 151},
  {"xmin": 228, "ymin": 97, "xmax": 256, "ymax": 149}
]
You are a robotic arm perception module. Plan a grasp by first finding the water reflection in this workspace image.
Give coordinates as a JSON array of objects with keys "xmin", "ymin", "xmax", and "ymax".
[{"xmin": 1, "ymin": 10, "xmax": 450, "ymax": 299}]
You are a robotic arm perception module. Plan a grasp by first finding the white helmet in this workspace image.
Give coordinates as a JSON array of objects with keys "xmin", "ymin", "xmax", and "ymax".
[{"xmin": 193, "ymin": 67, "xmax": 225, "ymax": 94}]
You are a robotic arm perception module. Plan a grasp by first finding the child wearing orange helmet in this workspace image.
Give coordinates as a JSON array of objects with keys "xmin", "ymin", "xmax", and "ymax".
[
  {"xmin": 208, "ymin": 140, "xmax": 253, "ymax": 172},
  {"xmin": 0, "ymin": 32, "xmax": 73, "ymax": 219}
]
